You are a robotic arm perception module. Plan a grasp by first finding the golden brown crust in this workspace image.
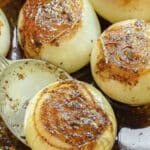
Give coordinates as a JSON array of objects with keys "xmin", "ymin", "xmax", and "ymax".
[
  {"xmin": 19, "ymin": 0, "xmax": 82, "ymax": 58},
  {"xmin": 34, "ymin": 80, "xmax": 111, "ymax": 149},
  {"xmin": 96, "ymin": 20, "xmax": 150, "ymax": 86}
]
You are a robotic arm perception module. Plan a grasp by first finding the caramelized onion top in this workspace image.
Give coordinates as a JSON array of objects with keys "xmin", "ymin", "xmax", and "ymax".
[
  {"xmin": 96, "ymin": 20, "xmax": 150, "ymax": 85},
  {"xmin": 20, "ymin": 0, "xmax": 82, "ymax": 50},
  {"xmin": 35, "ymin": 80, "xmax": 111, "ymax": 149}
]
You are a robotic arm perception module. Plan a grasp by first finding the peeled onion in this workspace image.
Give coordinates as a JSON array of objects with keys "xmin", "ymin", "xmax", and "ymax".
[
  {"xmin": 90, "ymin": 0, "xmax": 150, "ymax": 23},
  {"xmin": 0, "ymin": 9, "xmax": 10, "ymax": 56},
  {"xmin": 18, "ymin": 0, "xmax": 100, "ymax": 73},
  {"xmin": 91, "ymin": 19, "xmax": 150, "ymax": 105},
  {"xmin": 24, "ymin": 79, "xmax": 116, "ymax": 150}
]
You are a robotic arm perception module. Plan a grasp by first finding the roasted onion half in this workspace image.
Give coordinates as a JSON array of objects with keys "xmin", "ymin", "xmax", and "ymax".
[
  {"xmin": 0, "ymin": 9, "xmax": 10, "ymax": 56},
  {"xmin": 91, "ymin": 19, "xmax": 150, "ymax": 105},
  {"xmin": 90, "ymin": 0, "xmax": 150, "ymax": 23},
  {"xmin": 18, "ymin": 0, "xmax": 100, "ymax": 73},
  {"xmin": 24, "ymin": 79, "xmax": 116, "ymax": 150}
]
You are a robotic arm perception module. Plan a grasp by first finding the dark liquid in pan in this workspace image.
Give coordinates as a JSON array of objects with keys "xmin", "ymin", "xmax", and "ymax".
[{"xmin": 1, "ymin": 0, "xmax": 150, "ymax": 149}]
